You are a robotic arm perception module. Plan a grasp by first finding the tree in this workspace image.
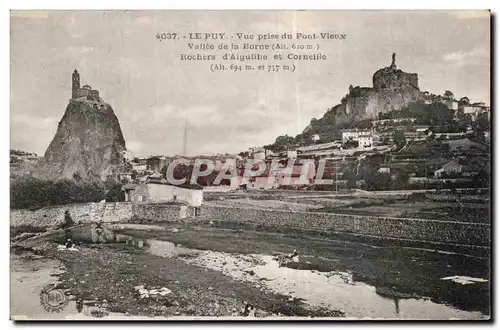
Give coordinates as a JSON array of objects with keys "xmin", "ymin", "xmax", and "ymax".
[
  {"xmin": 355, "ymin": 119, "xmax": 372, "ymax": 129},
  {"xmin": 474, "ymin": 112, "xmax": 490, "ymax": 131},
  {"xmin": 391, "ymin": 172, "xmax": 410, "ymax": 190},
  {"xmin": 393, "ymin": 131, "xmax": 406, "ymax": 149},
  {"xmin": 343, "ymin": 139, "xmax": 359, "ymax": 149},
  {"xmin": 238, "ymin": 151, "xmax": 250, "ymax": 158},
  {"xmin": 428, "ymin": 102, "xmax": 455, "ymax": 128},
  {"xmin": 459, "ymin": 96, "xmax": 470, "ymax": 105},
  {"xmin": 342, "ymin": 165, "xmax": 357, "ymax": 189},
  {"xmin": 105, "ymin": 183, "xmax": 123, "ymax": 202},
  {"xmin": 272, "ymin": 135, "xmax": 296, "ymax": 152},
  {"xmin": 160, "ymin": 165, "xmax": 168, "ymax": 179},
  {"xmin": 443, "ymin": 90, "xmax": 454, "ymax": 100}
]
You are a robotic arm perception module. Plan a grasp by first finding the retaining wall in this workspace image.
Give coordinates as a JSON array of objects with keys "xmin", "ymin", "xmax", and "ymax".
[
  {"xmin": 200, "ymin": 205, "xmax": 490, "ymax": 247},
  {"xmin": 10, "ymin": 202, "xmax": 189, "ymax": 228},
  {"xmin": 11, "ymin": 201, "xmax": 490, "ymax": 248},
  {"xmin": 10, "ymin": 202, "xmax": 133, "ymax": 228},
  {"xmin": 132, "ymin": 203, "xmax": 193, "ymax": 222}
]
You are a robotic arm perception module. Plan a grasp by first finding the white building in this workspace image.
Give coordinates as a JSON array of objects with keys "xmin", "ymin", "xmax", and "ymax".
[
  {"xmin": 357, "ymin": 134, "xmax": 373, "ymax": 148},
  {"xmin": 462, "ymin": 103, "xmax": 490, "ymax": 121},
  {"xmin": 463, "ymin": 104, "xmax": 482, "ymax": 119},
  {"xmin": 132, "ymin": 163, "xmax": 148, "ymax": 172},
  {"xmin": 122, "ymin": 182, "xmax": 203, "ymax": 207},
  {"xmin": 341, "ymin": 129, "xmax": 373, "ymax": 147}
]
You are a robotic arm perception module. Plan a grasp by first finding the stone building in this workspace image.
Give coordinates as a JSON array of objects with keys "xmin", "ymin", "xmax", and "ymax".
[{"xmin": 72, "ymin": 69, "xmax": 101, "ymax": 102}]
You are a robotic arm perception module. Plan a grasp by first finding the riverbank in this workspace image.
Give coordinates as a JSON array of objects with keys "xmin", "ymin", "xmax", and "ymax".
[{"xmin": 10, "ymin": 223, "xmax": 490, "ymax": 320}]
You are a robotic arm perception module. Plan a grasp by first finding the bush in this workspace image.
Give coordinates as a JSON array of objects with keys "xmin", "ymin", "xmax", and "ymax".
[{"xmin": 10, "ymin": 176, "xmax": 108, "ymax": 209}]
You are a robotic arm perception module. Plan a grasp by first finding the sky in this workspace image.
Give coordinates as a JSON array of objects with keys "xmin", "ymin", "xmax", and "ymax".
[{"xmin": 10, "ymin": 10, "xmax": 490, "ymax": 158}]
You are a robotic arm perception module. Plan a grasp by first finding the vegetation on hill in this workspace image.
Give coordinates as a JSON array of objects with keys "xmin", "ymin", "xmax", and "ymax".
[{"xmin": 264, "ymin": 97, "xmax": 480, "ymax": 153}]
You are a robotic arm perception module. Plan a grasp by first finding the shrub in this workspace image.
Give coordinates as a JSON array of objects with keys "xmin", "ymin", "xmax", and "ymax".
[{"xmin": 10, "ymin": 176, "xmax": 108, "ymax": 209}]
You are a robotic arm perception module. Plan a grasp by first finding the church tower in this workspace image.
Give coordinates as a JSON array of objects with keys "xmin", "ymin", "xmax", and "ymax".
[{"xmin": 72, "ymin": 69, "xmax": 80, "ymax": 99}]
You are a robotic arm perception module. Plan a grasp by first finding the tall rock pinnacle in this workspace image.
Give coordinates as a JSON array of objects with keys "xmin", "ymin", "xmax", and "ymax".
[{"xmin": 41, "ymin": 71, "xmax": 127, "ymax": 181}]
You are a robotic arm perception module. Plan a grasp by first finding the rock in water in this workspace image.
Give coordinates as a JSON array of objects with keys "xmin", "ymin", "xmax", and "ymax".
[{"xmin": 42, "ymin": 99, "xmax": 127, "ymax": 180}]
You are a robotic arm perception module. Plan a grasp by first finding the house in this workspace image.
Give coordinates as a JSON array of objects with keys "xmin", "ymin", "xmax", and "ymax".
[
  {"xmin": 122, "ymin": 182, "xmax": 203, "ymax": 206},
  {"xmin": 377, "ymin": 165, "xmax": 391, "ymax": 174},
  {"xmin": 118, "ymin": 172, "xmax": 133, "ymax": 182},
  {"xmin": 372, "ymin": 118, "xmax": 416, "ymax": 128},
  {"xmin": 357, "ymin": 134, "xmax": 373, "ymax": 148},
  {"xmin": 341, "ymin": 129, "xmax": 372, "ymax": 144},
  {"xmin": 297, "ymin": 141, "xmax": 342, "ymax": 153},
  {"xmin": 247, "ymin": 160, "xmax": 316, "ymax": 189},
  {"xmin": 403, "ymin": 127, "xmax": 432, "ymax": 141},
  {"xmin": 434, "ymin": 132, "xmax": 468, "ymax": 140},
  {"xmin": 122, "ymin": 183, "xmax": 148, "ymax": 202},
  {"xmin": 415, "ymin": 126, "xmax": 431, "ymax": 134},
  {"xmin": 434, "ymin": 160, "xmax": 479, "ymax": 178},
  {"xmin": 341, "ymin": 129, "xmax": 373, "ymax": 148},
  {"xmin": 462, "ymin": 103, "xmax": 489, "ymax": 121},
  {"xmin": 132, "ymin": 162, "xmax": 148, "ymax": 172}
]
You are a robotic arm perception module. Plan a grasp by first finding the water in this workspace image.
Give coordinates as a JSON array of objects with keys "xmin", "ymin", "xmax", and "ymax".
[{"xmin": 61, "ymin": 225, "xmax": 489, "ymax": 320}]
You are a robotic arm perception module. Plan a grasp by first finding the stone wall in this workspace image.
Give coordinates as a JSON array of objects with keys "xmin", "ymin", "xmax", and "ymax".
[
  {"xmin": 10, "ymin": 201, "xmax": 191, "ymax": 228},
  {"xmin": 11, "ymin": 201, "xmax": 490, "ymax": 248},
  {"xmin": 200, "ymin": 205, "xmax": 490, "ymax": 247},
  {"xmin": 10, "ymin": 202, "xmax": 133, "ymax": 228},
  {"xmin": 132, "ymin": 203, "xmax": 191, "ymax": 222}
]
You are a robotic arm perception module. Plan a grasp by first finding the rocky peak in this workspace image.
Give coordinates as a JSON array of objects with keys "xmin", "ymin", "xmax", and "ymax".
[{"xmin": 41, "ymin": 98, "xmax": 127, "ymax": 181}]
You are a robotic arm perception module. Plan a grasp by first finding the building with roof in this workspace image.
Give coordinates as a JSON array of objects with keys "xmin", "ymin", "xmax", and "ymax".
[
  {"xmin": 341, "ymin": 129, "xmax": 373, "ymax": 148},
  {"xmin": 434, "ymin": 160, "xmax": 480, "ymax": 178}
]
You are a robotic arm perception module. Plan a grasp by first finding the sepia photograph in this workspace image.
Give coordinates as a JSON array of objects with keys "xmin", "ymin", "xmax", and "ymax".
[{"xmin": 9, "ymin": 9, "xmax": 491, "ymax": 321}]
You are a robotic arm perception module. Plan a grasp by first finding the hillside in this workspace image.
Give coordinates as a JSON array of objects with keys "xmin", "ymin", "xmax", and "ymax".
[{"xmin": 272, "ymin": 53, "xmax": 424, "ymax": 148}]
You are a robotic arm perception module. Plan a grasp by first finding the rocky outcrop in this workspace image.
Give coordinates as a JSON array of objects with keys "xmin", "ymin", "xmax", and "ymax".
[
  {"xmin": 342, "ymin": 53, "xmax": 422, "ymax": 119},
  {"xmin": 40, "ymin": 99, "xmax": 127, "ymax": 180},
  {"xmin": 297, "ymin": 53, "xmax": 423, "ymax": 142}
]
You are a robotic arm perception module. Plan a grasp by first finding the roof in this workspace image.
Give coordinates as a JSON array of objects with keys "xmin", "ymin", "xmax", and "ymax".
[
  {"xmin": 341, "ymin": 129, "xmax": 371, "ymax": 133},
  {"xmin": 122, "ymin": 183, "xmax": 138, "ymax": 190},
  {"xmin": 297, "ymin": 141, "xmax": 342, "ymax": 152}
]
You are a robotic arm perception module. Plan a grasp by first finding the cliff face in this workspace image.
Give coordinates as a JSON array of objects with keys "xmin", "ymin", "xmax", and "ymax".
[
  {"xmin": 298, "ymin": 54, "xmax": 423, "ymax": 142},
  {"xmin": 41, "ymin": 100, "xmax": 127, "ymax": 180},
  {"xmin": 343, "ymin": 55, "xmax": 422, "ymax": 119}
]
